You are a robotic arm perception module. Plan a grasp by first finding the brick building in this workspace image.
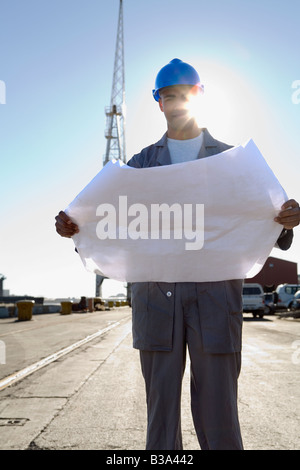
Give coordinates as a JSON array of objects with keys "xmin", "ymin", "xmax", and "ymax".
[{"xmin": 245, "ymin": 256, "xmax": 298, "ymax": 291}]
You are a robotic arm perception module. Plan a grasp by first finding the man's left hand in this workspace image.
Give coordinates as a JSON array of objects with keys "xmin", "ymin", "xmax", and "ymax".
[{"xmin": 274, "ymin": 199, "xmax": 300, "ymax": 230}]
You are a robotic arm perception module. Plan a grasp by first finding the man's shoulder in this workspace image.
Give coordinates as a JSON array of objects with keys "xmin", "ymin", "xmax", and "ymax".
[
  {"xmin": 127, "ymin": 135, "xmax": 166, "ymax": 168},
  {"xmin": 202, "ymin": 129, "xmax": 233, "ymax": 153}
]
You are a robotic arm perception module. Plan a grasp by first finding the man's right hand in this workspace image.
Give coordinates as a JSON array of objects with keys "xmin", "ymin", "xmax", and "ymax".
[{"xmin": 55, "ymin": 211, "xmax": 79, "ymax": 238}]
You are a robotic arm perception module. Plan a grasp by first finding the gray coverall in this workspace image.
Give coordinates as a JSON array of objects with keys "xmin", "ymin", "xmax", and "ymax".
[{"xmin": 126, "ymin": 129, "xmax": 293, "ymax": 450}]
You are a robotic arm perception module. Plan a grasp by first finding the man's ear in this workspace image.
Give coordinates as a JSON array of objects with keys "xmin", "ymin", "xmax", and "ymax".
[{"xmin": 158, "ymin": 98, "xmax": 164, "ymax": 112}]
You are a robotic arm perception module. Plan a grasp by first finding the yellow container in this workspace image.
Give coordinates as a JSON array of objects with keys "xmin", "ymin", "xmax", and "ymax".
[
  {"xmin": 17, "ymin": 300, "xmax": 34, "ymax": 321},
  {"xmin": 108, "ymin": 300, "xmax": 114, "ymax": 309},
  {"xmin": 60, "ymin": 301, "xmax": 73, "ymax": 315}
]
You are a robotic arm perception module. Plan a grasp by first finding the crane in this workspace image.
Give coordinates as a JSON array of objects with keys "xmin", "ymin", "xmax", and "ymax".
[
  {"xmin": 103, "ymin": 0, "xmax": 126, "ymax": 165},
  {"xmin": 96, "ymin": 1, "xmax": 128, "ymax": 300}
]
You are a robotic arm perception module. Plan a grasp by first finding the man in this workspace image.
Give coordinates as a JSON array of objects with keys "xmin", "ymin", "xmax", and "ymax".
[{"xmin": 55, "ymin": 59, "xmax": 300, "ymax": 450}]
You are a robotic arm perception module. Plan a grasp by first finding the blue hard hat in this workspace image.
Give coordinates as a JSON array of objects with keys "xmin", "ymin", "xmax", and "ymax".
[{"xmin": 152, "ymin": 58, "xmax": 204, "ymax": 102}]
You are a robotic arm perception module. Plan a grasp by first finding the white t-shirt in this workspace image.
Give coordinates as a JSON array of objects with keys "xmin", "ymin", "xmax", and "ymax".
[{"xmin": 167, "ymin": 132, "xmax": 204, "ymax": 164}]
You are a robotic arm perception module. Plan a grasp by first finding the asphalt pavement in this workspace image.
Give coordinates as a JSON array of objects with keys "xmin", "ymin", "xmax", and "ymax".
[{"xmin": 0, "ymin": 308, "xmax": 299, "ymax": 451}]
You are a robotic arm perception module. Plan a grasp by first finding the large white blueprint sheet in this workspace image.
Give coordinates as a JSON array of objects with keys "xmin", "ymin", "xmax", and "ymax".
[{"xmin": 66, "ymin": 139, "xmax": 287, "ymax": 282}]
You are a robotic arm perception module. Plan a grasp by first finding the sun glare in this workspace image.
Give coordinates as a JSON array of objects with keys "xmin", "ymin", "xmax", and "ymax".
[{"xmin": 185, "ymin": 69, "xmax": 234, "ymax": 139}]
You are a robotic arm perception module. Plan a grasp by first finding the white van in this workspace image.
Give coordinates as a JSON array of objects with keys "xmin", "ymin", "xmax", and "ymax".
[
  {"xmin": 275, "ymin": 284, "xmax": 300, "ymax": 309},
  {"xmin": 242, "ymin": 283, "xmax": 265, "ymax": 318}
]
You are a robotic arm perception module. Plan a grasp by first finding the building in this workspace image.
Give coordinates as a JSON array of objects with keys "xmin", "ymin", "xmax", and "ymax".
[{"xmin": 245, "ymin": 256, "xmax": 298, "ymax": 291}]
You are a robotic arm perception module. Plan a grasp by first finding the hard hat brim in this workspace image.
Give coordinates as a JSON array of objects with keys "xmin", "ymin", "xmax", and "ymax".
[{"xmin": 152, "ymin": 84, "xmax": 204, "ymax": 102}]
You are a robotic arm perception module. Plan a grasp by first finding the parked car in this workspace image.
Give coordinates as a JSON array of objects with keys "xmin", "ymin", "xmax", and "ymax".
[
  {"xmin": 242, "ymin": 283, "xmax": 265, "ymax": 318},
  {"xmin": 275, "ymin": 284, "xmax": 300, "ymax": 309},
  {"xmin": 291, "ymin": 290, "xmax": 300, "ymax": 311}
]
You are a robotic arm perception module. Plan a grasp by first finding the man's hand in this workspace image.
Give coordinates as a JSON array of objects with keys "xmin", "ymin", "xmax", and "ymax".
[
  {"xmin": 55, "ymin": 211, "xmax": 79, "ymax": 238},
  {"xmin": 274, "ymin": 199, "xmax": 300, "ymax": 230}
]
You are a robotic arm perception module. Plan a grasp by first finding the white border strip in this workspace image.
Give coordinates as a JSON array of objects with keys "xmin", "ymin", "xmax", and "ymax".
[{"xmin": 0, "ymin": 321, "xmax": 121, "ymax": 391}]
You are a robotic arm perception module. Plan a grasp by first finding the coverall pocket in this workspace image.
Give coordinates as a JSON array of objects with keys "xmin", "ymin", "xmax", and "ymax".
[
  {"xmin": 196, "ymin": 280, "xmax": 243, "ymax": 354},
  {"xmin": 224, "ymin": 279, "xmax": 243, "ymax": 352},
  {"xmin": 131, "ymin": 282, "xmax": 149, "ymax": 349},
  {"xmin": 131, "ymin": 282, "xmax": 175, "ymax": 351}
]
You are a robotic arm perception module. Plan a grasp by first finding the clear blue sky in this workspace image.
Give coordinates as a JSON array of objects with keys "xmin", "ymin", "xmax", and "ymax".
[{"xmin": 0, "ymin": 0, "xmax": 299, "ymax": 299}]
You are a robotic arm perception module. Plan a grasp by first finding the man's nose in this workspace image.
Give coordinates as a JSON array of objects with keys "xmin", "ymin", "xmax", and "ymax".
[
  {"xmin": 179, "ymin": 94, "xmax": 189, "ymax": 102},
  {"xmin": 175, "ymin": 95, "xmax": 189, "ymax": 109}
]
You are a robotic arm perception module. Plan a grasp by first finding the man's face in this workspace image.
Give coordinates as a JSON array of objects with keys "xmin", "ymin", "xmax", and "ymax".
[{"xmin": 158, "ymin": 85, "xmax": 200, "ymax": 131}]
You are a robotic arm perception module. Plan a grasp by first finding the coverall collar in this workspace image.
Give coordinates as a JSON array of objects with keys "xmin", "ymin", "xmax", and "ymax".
[{"xmin": 155, "ymin": 128, "xmax": 220, "ymax": 166}]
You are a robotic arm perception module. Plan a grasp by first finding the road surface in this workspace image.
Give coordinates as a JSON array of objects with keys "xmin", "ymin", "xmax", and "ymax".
[{"xmin": 0, "ymin": 308, "xmax": 299, "ymax": 450}]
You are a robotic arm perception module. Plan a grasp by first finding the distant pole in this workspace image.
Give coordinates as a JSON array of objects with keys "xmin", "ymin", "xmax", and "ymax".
[
  {"xmin": 0, "ymin": 274, "xmax": 6, "ymax": 297},
  {"xmin": 103, "ymin": 0, "xmax": 126, "ymax": 165},
  {"xmin": 95, "ymin": 274, "xmax": 105, "ymax": 298}
]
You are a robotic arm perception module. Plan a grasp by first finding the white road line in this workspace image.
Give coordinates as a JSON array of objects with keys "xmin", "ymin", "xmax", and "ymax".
[{"xmin": 0, "ymin": 320, "xmax": 123, "ymax": 391}]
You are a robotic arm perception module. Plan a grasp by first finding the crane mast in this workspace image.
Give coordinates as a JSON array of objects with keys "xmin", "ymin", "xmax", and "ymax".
[{"xmin": 103, "ymin": 0, "xmax": 126, "ymax": 165}]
